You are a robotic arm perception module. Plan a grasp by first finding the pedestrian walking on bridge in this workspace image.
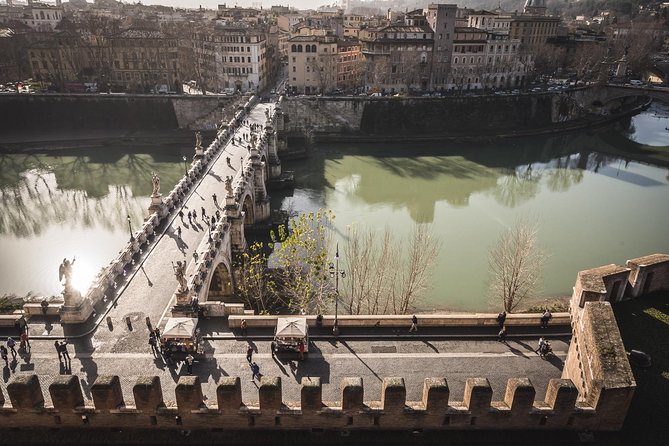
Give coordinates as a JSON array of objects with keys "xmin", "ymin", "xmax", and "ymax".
[
  {"xmin": 246, "ymin": 346, "xmax": 253, "ymax": 363},
  {"xmin": 186, "ymin": 353, "xmax": 194, "ymax": 375}
]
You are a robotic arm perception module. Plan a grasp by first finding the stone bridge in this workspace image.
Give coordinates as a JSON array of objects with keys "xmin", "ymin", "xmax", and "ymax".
[
  {"xmin": 32, "ymin": 94, "xmax": 288, "ymax": 325},
  {"xmin": 568, "ymin": 83, "xmax": 668, "ymax": 114}
]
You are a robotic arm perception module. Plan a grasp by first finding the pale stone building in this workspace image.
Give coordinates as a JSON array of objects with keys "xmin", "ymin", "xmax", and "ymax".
[
  {"xmin": 287, "ymin": 34, "xmax": 337, "ymax": 95},
  {"xmin": 110, "ymin": 28, "xmax": 179, "ymax": 93},
  {"xmin": 360, "ymin": 10, "xmax": 434, "ymax": 93}
]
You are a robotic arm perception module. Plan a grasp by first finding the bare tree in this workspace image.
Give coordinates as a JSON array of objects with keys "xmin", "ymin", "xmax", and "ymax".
[
  {"xmin": 343, "ymin": 223, "xmax": 440, "ymax": 315},
  {"xmin": 488, "ymin": 217, "xmax": 546, "ymax": 313},
  {"xmin": 310, "ymin": 52, "xmax": 337, "ymax": 94}
]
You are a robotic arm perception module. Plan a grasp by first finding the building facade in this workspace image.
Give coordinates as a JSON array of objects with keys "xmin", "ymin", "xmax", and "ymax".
[
  {"xmin": 287, "ymin": 34, "xmax": 337, "ymax": 94},
  {"xmin": 360, "ymin": 11, "xmax": 434, "ymax": 93},
  {"xmin": 424, "ymin": 3, "xmax": 456, "ymax": 91}
]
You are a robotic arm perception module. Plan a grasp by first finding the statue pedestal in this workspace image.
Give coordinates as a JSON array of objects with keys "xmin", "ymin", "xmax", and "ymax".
[
  {"xmin": 59, "ymin": 288, "xmax": 94, "ymax": 324},
  {"xmin": 148, "ymin": 194, "xmax": 164, "ymax": 215},
  {"xmin": 174, "ymin": 289, "xmax": 191, "ymax": 306}
]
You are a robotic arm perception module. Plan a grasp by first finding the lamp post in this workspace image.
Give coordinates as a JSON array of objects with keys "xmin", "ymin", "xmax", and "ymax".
[
  {"xmin": 328, "ymin": 243, "xmax": 345, "ymax": 336},
  {"xmin": 182, "ymin": 155, "xmax": 188, "ymax": 176},
  {"xmin": 126, "ymin": 214, "xmax": 134, "ymax": 242}
]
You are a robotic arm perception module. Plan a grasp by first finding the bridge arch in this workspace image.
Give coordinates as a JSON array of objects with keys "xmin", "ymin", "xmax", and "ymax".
[
  {"xmin": 260, "ymin": 154, "xmax": 269, "ymax": 183},
  {"xmin": 242, "ymin": 193, "xmax": 254, "ymax": 225},
  {"xmin": 207, "ymin": 260, "xmax": 234, "ymax": 301}
]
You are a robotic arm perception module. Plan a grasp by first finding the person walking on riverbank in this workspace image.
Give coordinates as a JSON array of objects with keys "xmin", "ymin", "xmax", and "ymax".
[
  {"xmin": 251, "ymin": 362, "xmax": 261, "ymax": 380},
  {"xmin": 20, "ymin": 331, "xmax": 30, "ymax": 351},
  {"xmin": 540, "ymin": 309, "xmax": 552, "ymax": 328},
  {"xmin": 498, "ymin": 326, "xmax": 508, "ymax": 343},
  {"xmin": 58, "ymin": 341, "xmax": 70, "ymax": 363},
  {"xmin": 1, "ymin": 345, "xmax": 8, "ymax": 367},
  {"xmin": 409, "ymin": 315, "xmax": 418, "ymax": 333},
  {"xmin": 496, "ymin": 311, "xmax": 506, "ymax": 327},
  {"xmin": 6, "ymin": 337, "xmax": 16, "ymax": 359}
]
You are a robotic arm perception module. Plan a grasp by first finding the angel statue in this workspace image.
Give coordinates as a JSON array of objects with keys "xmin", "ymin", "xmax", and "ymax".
[
  {"xmin": 172, "ymin": 260, "xmax": 188, "ymax": 292},
  {"xmin": 225, "ymin": 176, "xmax": 233, "ymax": 197},
  {"xmin": 151, "ymin": 172, "xmax": 160, "ymax": 196},
  {"xmin": 195, "ymin": 131, "xmax": 202, "ymax": 148},
  {"xmin": 58, "ymin": 257, "xmax": 76, "ymax": 290}
]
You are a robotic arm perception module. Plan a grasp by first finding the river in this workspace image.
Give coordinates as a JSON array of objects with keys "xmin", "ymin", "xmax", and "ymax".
[{"xmin": 1, "ymin": 104, "xmax": 668, "ymax": 310}]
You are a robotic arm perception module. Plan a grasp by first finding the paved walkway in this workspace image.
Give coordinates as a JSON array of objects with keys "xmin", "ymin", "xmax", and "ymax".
[{"xmin": 1, "ymin": 335, "xmax": 568, "ymax": 407}]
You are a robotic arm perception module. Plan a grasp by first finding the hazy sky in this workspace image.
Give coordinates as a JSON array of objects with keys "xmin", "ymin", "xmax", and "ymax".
[{"xmin": 123, "ymin": 0, "xmax": 336, "ymax": 10}]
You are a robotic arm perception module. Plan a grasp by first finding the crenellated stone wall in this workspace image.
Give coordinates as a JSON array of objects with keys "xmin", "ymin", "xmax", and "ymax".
[{"xmin": 0, "ymin": 373, "xmax": 629, "ymax": 431}]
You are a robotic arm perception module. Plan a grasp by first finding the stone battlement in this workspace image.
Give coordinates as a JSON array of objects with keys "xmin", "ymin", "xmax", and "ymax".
[{"xmin": 0, "ymin": 372, "xmax": 623, "ymax": 431}]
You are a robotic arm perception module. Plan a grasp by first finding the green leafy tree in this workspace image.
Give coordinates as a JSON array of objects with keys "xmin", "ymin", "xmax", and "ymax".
[
  {"xmin": 270, "ymin": 210, "xmax": 335, "ymax": 314},
  {"xmin": 235, "ymin": 241, "xmax": 279, "ymax": 314}
]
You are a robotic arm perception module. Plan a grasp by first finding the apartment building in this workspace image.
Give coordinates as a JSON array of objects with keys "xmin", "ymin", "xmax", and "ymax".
[{"xmin": 360, "ymin": 10, "xmax": 434, "ymax": 93}]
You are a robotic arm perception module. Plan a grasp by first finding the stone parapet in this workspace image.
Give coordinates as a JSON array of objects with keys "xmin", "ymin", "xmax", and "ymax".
[{"xmin": 228, "ymin": 313, "xmax": 571, "ymax": 327}]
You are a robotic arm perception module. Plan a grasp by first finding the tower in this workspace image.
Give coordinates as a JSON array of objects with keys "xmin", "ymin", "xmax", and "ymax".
[{"xmin": 523, "ymin": 0, "xmax": 547, "ymax": 16}]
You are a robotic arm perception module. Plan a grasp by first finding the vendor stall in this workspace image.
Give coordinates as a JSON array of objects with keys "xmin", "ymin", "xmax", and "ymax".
[
  {"xmin": 273, "ymin": 317, "xmax": 308, "ymax": 354},
  {"xmin": 162, "ymin": 317, "xmax": 200, "ymax": 355}
]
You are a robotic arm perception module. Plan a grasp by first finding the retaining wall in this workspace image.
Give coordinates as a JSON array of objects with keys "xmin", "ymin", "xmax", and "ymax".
[{"xmin": 0, "ymin": 93, "xmax": 236, "ymax": 134}]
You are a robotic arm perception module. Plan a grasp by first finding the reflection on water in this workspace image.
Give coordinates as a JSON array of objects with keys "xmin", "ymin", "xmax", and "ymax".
[
  {"xmin": 0, "ymin": 148, "xmax": 187, "ymax": 297},
  {"xmin": 275, "ymin": 114, "xmax": 669, "ymax": 311},
  {"xmin": 626, "ymin": 102, "xmax": 669, "ymax": 147},
  {"xmin": 2, "ymin": 108, "xmax": 669, "ymax": 311}
]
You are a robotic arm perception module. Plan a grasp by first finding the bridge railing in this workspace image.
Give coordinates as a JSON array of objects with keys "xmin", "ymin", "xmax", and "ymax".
[{"xmin": 70, "ymin": 95, "xmax": 261, "ymax": 318}]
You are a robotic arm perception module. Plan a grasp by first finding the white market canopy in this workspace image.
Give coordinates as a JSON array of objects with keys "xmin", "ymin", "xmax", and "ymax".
[
  {"xmin": 275, "ymin": 317, "xmax": 307, "ymax": 338},
  {"xmin": 162, "ymin": 317, "xmax": 198, "ymax": 339}
]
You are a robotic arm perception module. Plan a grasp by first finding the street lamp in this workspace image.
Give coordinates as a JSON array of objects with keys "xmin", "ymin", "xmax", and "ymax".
[
  {"xmin": 328, "ymin": 242, "xmax": 345, "ymax": 336},
  {"xmin": 126, "ymin": 214, "xmax": 134, "ymax": 242},
  {"xmin": 182, "ymin": 155, "xmax": 188, "ymax": 176}
]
